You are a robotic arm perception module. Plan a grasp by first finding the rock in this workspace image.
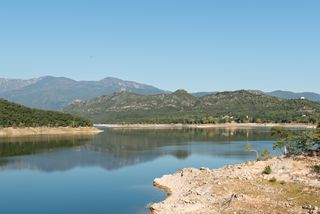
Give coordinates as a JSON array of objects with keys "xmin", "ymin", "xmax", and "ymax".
[
  {"xmin": 151, "ymin": 156, "xmax": 320, "ymax": 214},
  {"xmin": 200, "ymin": 167, "xmax": 210, "ymax": 171}
]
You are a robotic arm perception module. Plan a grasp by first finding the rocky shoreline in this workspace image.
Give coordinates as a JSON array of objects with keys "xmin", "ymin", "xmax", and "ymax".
[
  {"xmin": 150, "ymin": 156, "xmax": 320, "ymax": 214},
  {"xmin": 0, "ymin": 127, "xmax": 103, "ymax": 137}
]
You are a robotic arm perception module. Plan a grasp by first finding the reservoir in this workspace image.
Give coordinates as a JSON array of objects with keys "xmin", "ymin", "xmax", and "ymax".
[{"xmin": 0, "ymin": 128, "xmax": 277, "ymax": 214}]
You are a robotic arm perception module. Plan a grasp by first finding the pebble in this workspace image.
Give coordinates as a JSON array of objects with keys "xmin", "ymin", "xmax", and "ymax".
[{"xmin": 303, "ymin": 205, "xmax": 320, "ymax": 214}]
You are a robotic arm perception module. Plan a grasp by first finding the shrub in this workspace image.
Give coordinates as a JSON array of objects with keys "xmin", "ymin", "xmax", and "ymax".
[
  {"xmin": 312, "ymin": 165, "xmax": 320, "ymax": 174},
  {"xmin": 269, "ymin": 177, "xmax": 277, "ymax": 183},
  {"xmin": 263, "ymin": 166, "xmax": 272, "ymax": 175},
  {"xmin": 260, "ymin": 148, "xmax": 271, "ymax": 160}
]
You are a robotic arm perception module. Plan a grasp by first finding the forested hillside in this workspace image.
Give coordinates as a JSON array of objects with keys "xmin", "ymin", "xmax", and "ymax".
[
  {"xmin": 64, "ymin": 90, "xmax": 320, "ymax": 124},
  {"xmin": 0, "ymin": 99, "xmax": 93, "ymax": 128}
]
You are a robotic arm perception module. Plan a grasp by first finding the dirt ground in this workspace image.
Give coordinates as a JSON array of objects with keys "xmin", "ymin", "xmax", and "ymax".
[
  {"xmin": 0, "ymin": 127, "xmax": 103, "ymax": 137},
  {"xmin": 150, "ymin": 156, "xmax": 320, "ymax": 214}
]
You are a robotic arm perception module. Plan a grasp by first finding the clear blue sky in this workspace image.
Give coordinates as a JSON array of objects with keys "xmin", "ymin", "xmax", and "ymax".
[{"xmin": 1, "ymin": 0, "xmax": 319, "ymax": 93}]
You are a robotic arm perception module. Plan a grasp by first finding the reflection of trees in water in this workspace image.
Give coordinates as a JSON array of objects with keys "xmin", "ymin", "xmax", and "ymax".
[
  {"xmin": 108, "ymin": 128, "xmax": 274, "ymax": 141},
  {"xmin": 90, "ymin": 128, "xmax": 274, "ymax": 151},
  {"xmin": 0, "ymin": 135, "xmax": 93, "ymax": 157},
  {"xmin": 173, "ymin": 150, "xmax": 190, "ymax": 160},
  {"xmin": 87, "ymin": 128, "xmax": 275, "ymax": 162},
  {"xmin": 0, "ymin": 159, "xmax": 9, "ymax": 166},
  {"xmin": 0, "ymin": 128, "xmax": 275, "ymax": 172}
]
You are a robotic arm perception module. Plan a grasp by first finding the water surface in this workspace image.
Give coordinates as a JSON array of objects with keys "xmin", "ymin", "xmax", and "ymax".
[{"xmin": 0, "ymin": 128, "xmax": 277, "ymax": 214}]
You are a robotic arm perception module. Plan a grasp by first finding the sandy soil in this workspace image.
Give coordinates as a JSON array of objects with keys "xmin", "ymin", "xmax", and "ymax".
[
  {"xmin": 0, "ymin": 127, "xmax": 103, "ymax": 137},
  {"xmin": 95, "ymin": 123, "xmax": 316, "ymax": 129},
  {"xmin": 150, "ymin": 156, "xmax": 320, "ymax": 214}
]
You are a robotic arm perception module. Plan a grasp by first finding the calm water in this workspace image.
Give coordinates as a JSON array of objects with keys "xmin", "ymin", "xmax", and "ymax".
[{"xmin": 0, "ymin": 128, "xmax": 277, "ymax": 214}]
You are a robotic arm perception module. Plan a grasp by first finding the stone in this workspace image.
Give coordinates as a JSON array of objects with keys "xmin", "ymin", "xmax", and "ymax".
[{"xmin": 200, "ymin": 167, "xmax": 210, "ymax": 171}]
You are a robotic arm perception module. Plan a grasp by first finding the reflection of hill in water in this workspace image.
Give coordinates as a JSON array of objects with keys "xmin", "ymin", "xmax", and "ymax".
[
  {"xmin": 0, "ymin": 135, "xmax": 94, "ymax": 157},
  {"xmin": 0, "ymin": 128, "xmax": 275, "ymax": 172}
]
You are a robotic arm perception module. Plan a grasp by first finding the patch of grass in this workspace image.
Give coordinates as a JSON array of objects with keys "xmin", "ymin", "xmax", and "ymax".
[
  {"xmin": 269, "ymin": 177, "xmax": 277, "ymax": 183},
  {"xmin": 312, "ymin": 165, "xmax": 320, "ymax": 174},
  {"xmin": 263, "ymin": 166, "xmax": 272, "ymax": 175},
  {"xmin": 279, "ymin": 181, "xmax": 286, "ymax": 185}
]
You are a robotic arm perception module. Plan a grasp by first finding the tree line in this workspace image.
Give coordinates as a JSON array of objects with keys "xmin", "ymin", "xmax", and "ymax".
[{"xmin": 0, "ymin": 99, "xmax": 93, "ymax": 128}]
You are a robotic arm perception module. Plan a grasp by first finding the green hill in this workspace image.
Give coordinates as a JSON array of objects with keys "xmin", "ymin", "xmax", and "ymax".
[
  {"xmin": 0, "ymin": 99, "xmax": 93, "ymax": 128},
  {"xmin": 63, "ymin": 90, "xmax": 320, "ymax": 124}
]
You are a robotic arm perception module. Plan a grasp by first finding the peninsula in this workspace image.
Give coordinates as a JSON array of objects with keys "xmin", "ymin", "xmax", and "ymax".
[
  {"xmin": 150, "ymin": 155, "xmax": 320, "ymax": 214},
  {"xmin": 150, "ymin": 126, "xmax": 320, "ymax": 213},
  {"xmin": 0, "ymin": 99, "xmax": 102, "ymax": 137}
]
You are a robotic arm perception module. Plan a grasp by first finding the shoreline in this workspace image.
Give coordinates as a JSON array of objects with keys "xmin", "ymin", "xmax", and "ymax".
[
  {"xmin": 0, "ymin": 127, "xmax": 103, "ymax": 137},
  {"xmin": 150, "ymin": 156, "xmax": 320, "ymax": 214},
  {"xmin": 95, "ymin": 123, "xmax": 317, "ymax": 129}
]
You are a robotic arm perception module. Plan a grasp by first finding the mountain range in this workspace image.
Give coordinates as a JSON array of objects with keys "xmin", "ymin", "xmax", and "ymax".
[
  {"xmin": 1, "ymin": 76, "xmax": 320, "ymax": 110},
  {"xmin": 0, "ymin": 76, "xmax": 166, "ymax": 110},
  {"xmin": 63, "ymin": 90, "xmax": 320, "ymax": 124},
  {"xmin": 266, "ymin": 90, "xmax": 320, "ymax": 102}
]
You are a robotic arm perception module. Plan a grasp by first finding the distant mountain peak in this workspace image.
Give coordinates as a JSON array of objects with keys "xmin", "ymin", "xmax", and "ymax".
[
  {"xmin": 0, "ymin": 77, "xmax": 42, "ymax": 93},
  {"xmin": 266, "ymin": 90, "xmax": 320, "ymax": 102},
  {"xmin": 0, "ymin": 76, "xmax": 167, "ymax": 110},
  {"xmin": 172, "ymin": 89, "xmax": 189, "ymax": 94},
  {"xmin": 100, "ymin": 77, "xmax": 123, "ymax": 82}
]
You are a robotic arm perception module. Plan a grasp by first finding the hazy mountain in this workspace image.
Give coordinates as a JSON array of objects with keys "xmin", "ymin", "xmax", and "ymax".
[
  {"xmin": 266, "ymin": 90, "xmax": 320, "ymax": 102},
  {"xmin": 1, "ymin": 75, "xmax": 319, "ymax": 111},
  {"xmin": 0, "ymin": 77, "xmax": 42, "ymax": 93},
  {"xmin": 64, "ymin": 90, "xmax": 320, "ymax": 124},
  {"xmin": 191, "ymin": 92, "xmax": 217, "ymax": 97},
  {"xmin": 0, "ymin": 76, "xmax": 166, "ymax": 110}
]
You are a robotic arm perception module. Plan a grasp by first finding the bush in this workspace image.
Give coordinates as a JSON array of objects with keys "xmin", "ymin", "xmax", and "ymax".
[
  {"xmin": 263, "ymin": 166, "xmax": 272, "ymax": 175},
  {"xmin": 260, "ymin": 148, "xmax": 271, "ymax": 160},
  {"xmin": 269, "ymin": 177, "xmax": 277, "ymax": 183},
  {"xmin": 312, "ymin": 165, "xmax": 320, "ymax": 174}
]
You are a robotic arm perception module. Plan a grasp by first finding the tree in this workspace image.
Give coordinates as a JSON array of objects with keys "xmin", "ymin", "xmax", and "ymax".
[
  {"xmin": 271, "ymin": 126, "xmax": 320, "ymax": 155},
  {"xmin": 271, "ymin": 127, "xmax": 290, "ymax": 154}
]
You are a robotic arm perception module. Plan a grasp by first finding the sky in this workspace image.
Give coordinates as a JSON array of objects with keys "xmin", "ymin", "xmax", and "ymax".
[{"xmin": 0, "ymin": 0, "xmax": 319, "ymax": 93}]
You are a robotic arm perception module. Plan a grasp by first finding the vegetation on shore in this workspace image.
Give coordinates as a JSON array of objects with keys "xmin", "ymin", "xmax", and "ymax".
[
  {"xmin": 0, "ymin": 99, "xmax": 93, "ymax": 128},
  {"xmin": 64, "ymin": 90, "xmax": 320, "ymax": 124},
  {"xmin": 271, "ymin": 123, "xmax": 320, "ymax": 155}
]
